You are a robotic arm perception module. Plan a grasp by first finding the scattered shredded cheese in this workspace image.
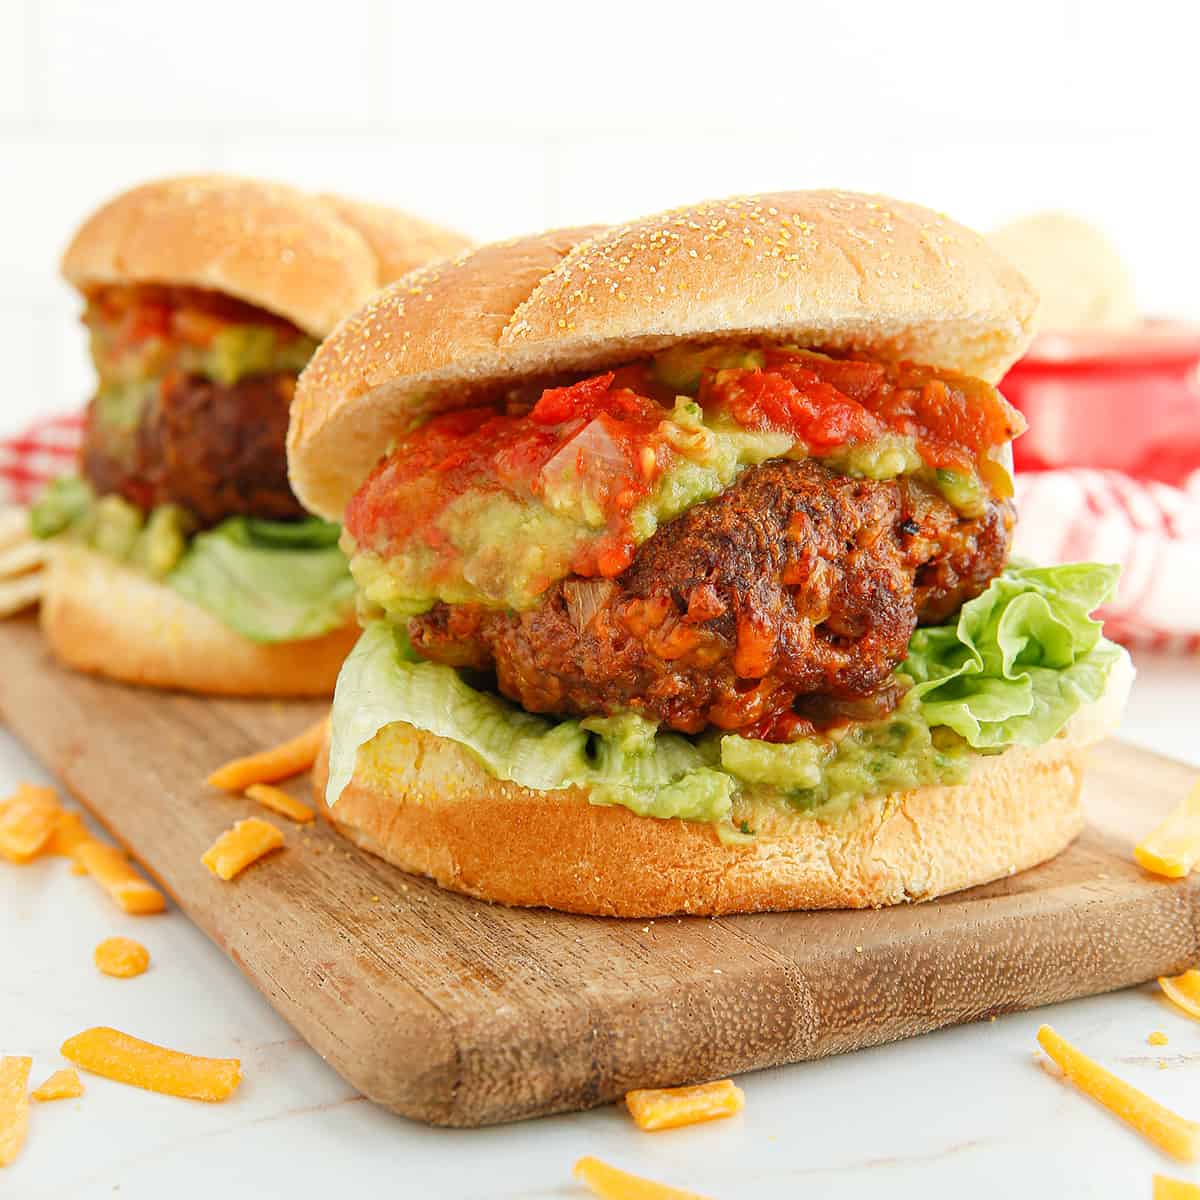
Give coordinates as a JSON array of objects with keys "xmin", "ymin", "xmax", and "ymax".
[
  {"xmin": 60, "ymin": 1027, "xmax": 241, "ymax": 1102},
  {"xmin": 31, "ymin": 1069, "xmax": 84, "ymax": 1102},
  {"xmin": 1149, "ymin": 1032, "xmax": 1171, "ymax": 1047},
  {"xmin": 0, "ymin": 1056, "xmax": 32, "ymax": 1167},
  {"xmin": 74, "ymin": 841, "xmax": 166, "ymax": 915},
  {"xmin": 1159, "ymin": 971, "xmax": 1200, "ymax": 1022},
  {"xmin": 46, "ymin": 809, "xmax": 91, "ymax": 858},
  {"xmin": 1136, "ymin": 781, "xmax": 1200, "ymax": 878},
  {"xmin": 207, "ymin": 720, "xmax": 327, "ymax": 792},
  {"xmin": 1037, "ymin": 1025, "xmax": 1200, "ymax": 1162},
  {"xmin": 94, "ymin": 937, "xmax": 150, "ymax": 978},
  {"xmin": 245, "ymin": 783, "xmax": 315, "ymax": 824},
  {"xmin": 202, "ymin": 817, "xmax": 284, "ymax": 881},
  {"xmin": 625, "ymin": 1080, "xmax": 745, "ymax": 1131},
  {"xmin": 573, "ymin": 1157, "xmax": 711, "ymax": 1200},
  {"xmin": 1155, "ymin": 1175, "xmax": 1200, "ymax": 1200},
  {"xmin": 0, "ymin": 784, "xmax": 60, "ymax": 863}
]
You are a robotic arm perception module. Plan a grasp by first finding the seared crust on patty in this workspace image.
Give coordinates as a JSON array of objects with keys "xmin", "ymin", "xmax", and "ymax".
[
  {"xmin": 82, "ymin": 372, "xmax": 305, "ymax": 526},
  {"xmin": 409, "ymin": 461, "xmax": 1013, "ymax": 733}
]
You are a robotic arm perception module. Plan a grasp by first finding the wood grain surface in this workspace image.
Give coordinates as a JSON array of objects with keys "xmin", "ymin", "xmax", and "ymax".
[{"xmin": 1, "ymin": 616, "xmax": 1197, "ymax": 1127}]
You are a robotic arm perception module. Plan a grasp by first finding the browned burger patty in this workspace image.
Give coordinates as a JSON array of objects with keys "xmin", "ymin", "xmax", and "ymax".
[
  {"xmin": 408, "ymin": 460, "xmax": 1014, "ymax": 734},
  {"xmin": 81, "ymin": 372, "xmax": 304, "ymax": 526}
]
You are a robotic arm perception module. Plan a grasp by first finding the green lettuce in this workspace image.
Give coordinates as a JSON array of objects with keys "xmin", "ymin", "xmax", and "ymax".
[
  {"xmin": 169, "ymin": 517, "xmax": 356, "ymax": 643},
  {"xmin": 31, "ymin": 478, "xmax": 355, "ymax": 644},
  {"xmin": 327, "ymin": 623, "xmax": 736, "ymax": 826},
  {"xmin": 902, "ymin": 562, "xmax": 1121, "ymax": 749},
  {"xmin": 327, "ymin": 562, "xmax": 1126, "ymax": 830}
]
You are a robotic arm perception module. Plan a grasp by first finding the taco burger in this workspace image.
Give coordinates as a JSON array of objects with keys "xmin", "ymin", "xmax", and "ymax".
[
  {"xmin": 33, "ymin": 174, "xmax": 469, "ymax": 696},
  {"xmin": 290, "ymin": 191, "xmax": 1132, "ymax": 915}
]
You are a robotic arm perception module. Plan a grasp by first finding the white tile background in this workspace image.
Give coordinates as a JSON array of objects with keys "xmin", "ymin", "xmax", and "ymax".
[{"xmin": 3, "ymin": 0, "xmax": 1198, "ymax": 434}]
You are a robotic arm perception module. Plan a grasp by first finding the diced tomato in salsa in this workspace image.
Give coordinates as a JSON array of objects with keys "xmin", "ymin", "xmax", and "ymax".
[
  {"xmin": 705, "ymin": 348, "xmax": 1022, "ymax": 470},
  {"xmin": 86, "ymin": 283, "xmax": 304, "ymax": 356},
  {"xmin": 345, "ymin": 346, "xmax": 1022, "ymax": 598}
]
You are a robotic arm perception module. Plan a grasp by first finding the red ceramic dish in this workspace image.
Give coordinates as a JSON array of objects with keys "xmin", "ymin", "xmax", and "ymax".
[{"xmin": 1000, "ymin": 321, "xmax": 1200, "ymax": 486}]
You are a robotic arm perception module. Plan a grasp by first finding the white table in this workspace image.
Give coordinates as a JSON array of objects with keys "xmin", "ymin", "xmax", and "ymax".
[{"xmin": 2, "ymin": 650, "xmax": 1198, "ymax": 1199}]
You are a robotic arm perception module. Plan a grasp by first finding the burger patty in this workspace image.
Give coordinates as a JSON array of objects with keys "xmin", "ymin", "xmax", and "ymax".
[
  {"xmin": 408, "ymin": 460, "xmax": 1013, "ymax": 734},
  {"xmin": 81, "ymin": 372, "xmax": 304, "ymax": 526}
]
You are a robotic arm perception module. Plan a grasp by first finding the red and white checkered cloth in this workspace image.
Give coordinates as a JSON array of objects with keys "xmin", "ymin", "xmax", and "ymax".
[
  {"xmin": 1015, "ymin": 468, "xmax": 1200, "ymax": 653},
  {"xmin": 2, "ymin": 412, "xmax": 1198, "ymax": 652},
  {"xmin": 0, "ymin": 413, "xmax": 84, "ymax": 507}
]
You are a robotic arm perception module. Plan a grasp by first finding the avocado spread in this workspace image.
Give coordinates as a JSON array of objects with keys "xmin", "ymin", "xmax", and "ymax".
[
  {"xmin": 31, "ymin": 477, "xmax": 355, "ymax": 643},
  {"xmin": 347, "ymin": 343, "xmax": 1005, "ymax": 619},
  {"xmin": 327, "ymin": 564, "xmax": 1125, "ymax": 836}
]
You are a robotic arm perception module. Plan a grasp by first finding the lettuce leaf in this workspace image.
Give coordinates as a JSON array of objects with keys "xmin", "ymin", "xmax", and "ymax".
[
  {"xmin": 327, "ymin": 623, "xmax": 735, "ymax": 825},
  {"xmin": 327, "ymin": 562, "xmax": 1126, "ymax": 828},
  {"xmin": 901, "ymin": 562, "xmax": 1121, "ymax": 748},
  {"xmin": 167, "ymin": 516, "xmax": 356, "ymax": 643}
]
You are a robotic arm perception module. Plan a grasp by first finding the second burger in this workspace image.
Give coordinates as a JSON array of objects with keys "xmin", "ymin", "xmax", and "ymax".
[{"xmin": 32, "ymin": 174, "xmax": 470, "ymax": 695}]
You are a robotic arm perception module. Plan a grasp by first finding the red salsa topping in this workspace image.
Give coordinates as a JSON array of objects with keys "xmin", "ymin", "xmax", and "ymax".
[{"xmin": 345, "ymin": 346, "xmax": 1022, "ymax": 601}]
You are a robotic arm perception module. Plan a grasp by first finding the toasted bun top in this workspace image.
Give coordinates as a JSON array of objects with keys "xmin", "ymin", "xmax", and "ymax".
[
  {"xmin": 288, "ymin": 190, "xmax": 1037, "ymax": 521},
  {"xmin": 61, "ymin": 175, "xmax": 471, "ymax": 338}
]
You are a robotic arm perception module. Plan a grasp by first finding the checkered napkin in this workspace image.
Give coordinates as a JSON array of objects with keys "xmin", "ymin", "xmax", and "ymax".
[
  {"xmin": 1, "ymin": 412, "xmax": 1198, "ymax": 650},
  {"xmin": 0, "ymin": 413, "xmax": 84, "ymax": 507},
  {"xmin": 1015, "ymin": 468, "xmax": 1200, "ymax": 652}
]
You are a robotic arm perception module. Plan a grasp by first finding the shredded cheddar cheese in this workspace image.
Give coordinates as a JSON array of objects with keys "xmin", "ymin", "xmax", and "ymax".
[
  {"xmin": 31, "ymin": 1069, "xmax": 84, "ymax": 1102},
  {"xmin": 1037, "ymin": 1025, "xmax": 1200, "ymax": 1162},
  {"xmin": 0, "ymin": 783, "xmax": 60, "ymax": 863},
  {"xmin": 1155, "ymin": 1175, "xmax": 1200, "ymax": 1200},
  {"xmin": 207, "ymin": 720, "xmax": 326, "ymax": 791},
  {"xmin": 46, "ymin": 809, "xmax": 91, "ymax": 858},
  {"xmin": 625, "ymin": 1080, "xmax": 745, "ymax": 1131},
  {"xmin": 1136, "ymin": 781, "xmax": 1200, "ymax": 878},
  {"xmin": 60, "ymin": 1028, "xmax": 241, "ymax": 1102},
  {"xmin": 202, "ymin": 817, "xmax": 284, "ymax": 881},
  {"xmin": 244, "ymin": 783, "xmax": 315, "ymax": 824},
  {"xmin": 1160, "ymin": 971, "xmax": 1200, "ymax": 1021},
  {"xmin": 0, "ymin": 1056, "xmax": 32, "ymax": 1167},
  {"xmin": 74, "ymin": 842, "xmax": 166, "ymax": 915},
  {"xmin": 94, "ymin": 937, "xmax": 150, "ymax": 978},
  {"xmin": 1149, "ymin": 1032, "xmax": 1171, "ymax": 1047},
  {"xmin": 573, "ymin": 1157, "xmax": 711, "ymax": 1200}
]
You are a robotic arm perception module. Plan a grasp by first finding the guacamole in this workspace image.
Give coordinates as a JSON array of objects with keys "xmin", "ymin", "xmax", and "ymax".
[
  {"xmin": 346, "ymin": 343, "xmax": 1014, "ymax": 619},
  {"xmin": 31, "ymin": 477, "xmax": 355, "ymax": 643},
  {"xmin": 326, "ymin": 561, "xmax": 1126, "ymax": 836}
]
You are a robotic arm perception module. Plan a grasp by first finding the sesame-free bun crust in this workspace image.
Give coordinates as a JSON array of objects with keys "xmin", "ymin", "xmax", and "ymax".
[
  {"xmin": 314, "ymin": 652, "xmax": 1132, "ymax": 916},
  {"xmin": 41, "ymin": 545, "xmax": 358, "ymax": 697},
  {"xmin": 61, "ymin": 175, "xmax": 470, "ymax": 338},
  {"xmin": 290, "ymin": 191, "xmax": 1037, "ymax": 520}
]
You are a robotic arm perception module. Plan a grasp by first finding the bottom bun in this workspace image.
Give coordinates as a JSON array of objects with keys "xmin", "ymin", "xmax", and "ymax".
[
  {"xmin": 41, "ymin": 545, "xmax": 358, "ymax": 697},
  {"xmin": 314, "ymin": 653, "xmax": 1131, "ymax": 916}
]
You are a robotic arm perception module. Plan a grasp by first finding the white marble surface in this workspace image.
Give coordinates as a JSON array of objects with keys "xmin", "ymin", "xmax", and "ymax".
[{"xmin": 2, "ymin": 651, "xmax": 1198, "ymax": 1199}]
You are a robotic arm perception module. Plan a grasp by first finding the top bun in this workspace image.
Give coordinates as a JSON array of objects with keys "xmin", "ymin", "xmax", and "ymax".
[
  {"xmin": 988, "ymin": 211, "xmax": 1137, "ymax": 334},
  {"xmin": 61, "ymin": 175, "xmax": 471, "ymax": 338},
  {"xmin": 289, "ymin": 190, "xmax": 1037, "ymax": 521}
]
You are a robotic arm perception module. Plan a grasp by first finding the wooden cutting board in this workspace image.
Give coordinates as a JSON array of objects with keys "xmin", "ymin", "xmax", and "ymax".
[{"xmin": 1, "ymin": 616, "xmax": 1197, "ymax": 1128}]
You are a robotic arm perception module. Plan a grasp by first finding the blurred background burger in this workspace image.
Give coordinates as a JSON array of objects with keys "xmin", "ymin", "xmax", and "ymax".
[{"xmin": 28, "ymin": 176, "xmax": 468, "ymax": 694}]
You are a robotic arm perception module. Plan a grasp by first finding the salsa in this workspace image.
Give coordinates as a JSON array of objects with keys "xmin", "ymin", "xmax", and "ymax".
[
  {"xmin": 84, "ymin": 284, "xmax": 317, "ymax": 390},
  {"xmin": 345, "ymin": 344, "xmax": 1022, "ymax": 616},
  {"xmin": 704, "ymin": 348, "xmax": 1022, "ymax": 476}
]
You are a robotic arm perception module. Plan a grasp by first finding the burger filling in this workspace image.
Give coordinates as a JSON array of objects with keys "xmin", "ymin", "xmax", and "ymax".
[
  {"xmin": 31, "ymin": 284, "xmax": 354, "ymax": 643},
  {"xmin": 326, "ymin": 342, "xmax": 1127, "ymax": 835}
]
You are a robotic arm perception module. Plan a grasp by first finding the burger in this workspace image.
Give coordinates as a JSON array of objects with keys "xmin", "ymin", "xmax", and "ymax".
[
  {"xmin": 31, "ymin": 175, "xmax": 470, "ymax": 695},
  {"xmin": 290, "ymin": 191, "xmax": 1133, "ymax": 915}
]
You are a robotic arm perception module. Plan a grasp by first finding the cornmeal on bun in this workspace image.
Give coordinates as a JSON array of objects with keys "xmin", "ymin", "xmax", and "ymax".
[
  {"xmin": 292, "ymin": 190, "xmax": 1132, "ymax": 914},
  {"xmin": 34, "ymin": 174, "xmax": 470, "ymax": 696}
]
